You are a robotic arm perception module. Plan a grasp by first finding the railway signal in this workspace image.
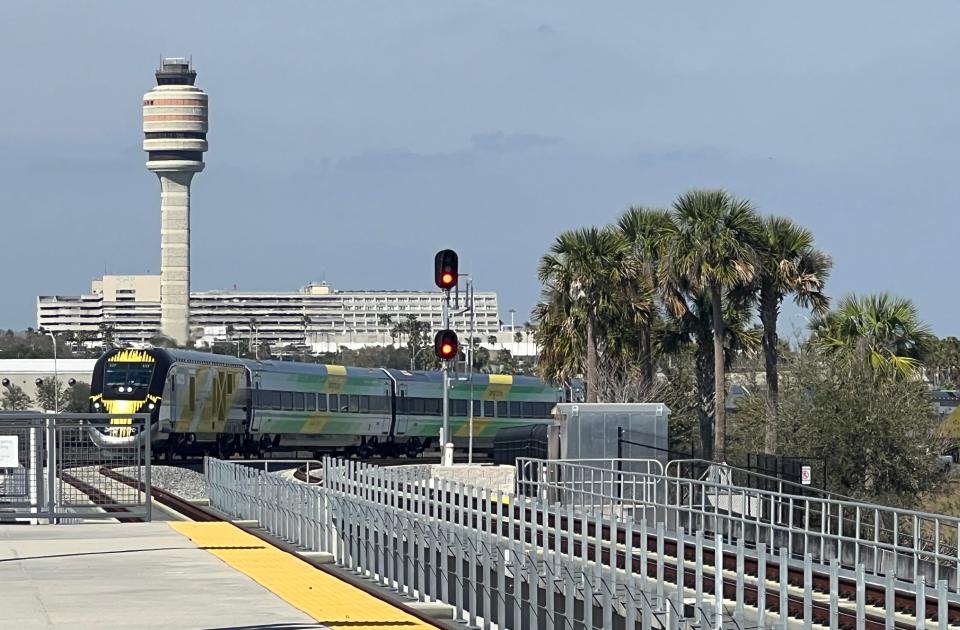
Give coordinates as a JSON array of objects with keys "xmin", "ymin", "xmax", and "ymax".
[
  {"xmin": 434, "ymin": 249, "xmax": 458, "ymax": 290},
  {"xmin": 434, "ymin": 330, "xmax": 459, "ymax": 361}
]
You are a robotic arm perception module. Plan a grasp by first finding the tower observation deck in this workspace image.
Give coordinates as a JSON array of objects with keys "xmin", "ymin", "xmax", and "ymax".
[{"xmin": 143, "ymin": 57, "xmax": 208, "ymax": 345}]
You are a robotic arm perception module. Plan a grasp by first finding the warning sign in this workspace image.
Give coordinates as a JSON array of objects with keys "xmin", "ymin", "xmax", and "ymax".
[
  {"xmin": 801, "ymin": 465, "xmax": 812, "ymax": 486},
  {"xmin": 0, "ymin": 435, "xmax": 18, "ymax": 468}
]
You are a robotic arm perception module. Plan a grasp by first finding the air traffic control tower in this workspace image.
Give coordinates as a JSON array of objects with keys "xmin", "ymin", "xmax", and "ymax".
[{"xmin": 143, "ymin": 58, "xmax": 208, "ymax": 345}]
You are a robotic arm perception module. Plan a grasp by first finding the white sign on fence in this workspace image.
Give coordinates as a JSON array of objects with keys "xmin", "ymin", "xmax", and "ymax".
[
  {"xmin": 801, "ymin": 465, "xmax": 812, "ymax": 485},
  {"xmin": 0, "ymin": 435, "xmax": 19, "ymax": 468}
]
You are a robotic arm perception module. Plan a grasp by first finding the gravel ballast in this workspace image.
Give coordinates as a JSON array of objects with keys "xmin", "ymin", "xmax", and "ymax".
[{"xmin": 115, "ymin": 465, "xmax": 208, "ymax": 501}]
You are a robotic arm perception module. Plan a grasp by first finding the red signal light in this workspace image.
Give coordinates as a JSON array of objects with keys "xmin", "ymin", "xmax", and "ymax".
[
  {"xmin": 434, "ymin": 330, "xmax": 459, "ymax": 361},
  {"xmin": 434, "ymin": 249, "xmax": 458, "ymax": 290}
]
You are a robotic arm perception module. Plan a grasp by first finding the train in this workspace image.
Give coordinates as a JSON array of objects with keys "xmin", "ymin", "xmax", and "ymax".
[{"xmin": 87, "ymin": 347, "xmax": 579, "ymax": 459}]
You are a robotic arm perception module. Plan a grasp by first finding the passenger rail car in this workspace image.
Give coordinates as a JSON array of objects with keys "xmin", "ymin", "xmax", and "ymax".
[{"xmin": 88, "ymin": 348, "xmax": 564, "ymax": 459}]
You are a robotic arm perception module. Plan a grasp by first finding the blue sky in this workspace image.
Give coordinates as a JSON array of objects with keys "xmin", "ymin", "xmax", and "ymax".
[{"xmin": 2, "ymin": 2, "xmax": 958, "ymax": 335}]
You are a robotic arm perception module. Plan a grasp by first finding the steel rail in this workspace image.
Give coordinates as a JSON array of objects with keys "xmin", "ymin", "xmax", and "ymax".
[
  {"xmin": 104, "ymin": 466, "xmax": 454, "ymax": 629},
  {"xmin": 368, "ymin": 476, "xmax": 958, "ymax": 628}
]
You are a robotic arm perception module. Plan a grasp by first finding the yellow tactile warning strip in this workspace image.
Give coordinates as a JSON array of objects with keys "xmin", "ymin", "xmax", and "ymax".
[{"xmin": 169, "ymin": 522, "xmax": 436, "ymax": 629}]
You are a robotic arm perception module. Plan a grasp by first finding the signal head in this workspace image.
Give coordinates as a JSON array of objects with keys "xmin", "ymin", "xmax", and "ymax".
[
  {"xmin": 434, "ymin": 329, "xmax": 459, "ymax": 361},
  {"xmin": 434, "ymin": 249, "xmax": 458, "ymax": 290}
]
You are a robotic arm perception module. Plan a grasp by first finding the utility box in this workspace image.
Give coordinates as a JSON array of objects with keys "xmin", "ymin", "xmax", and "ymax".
[{"xmin": 553, "ymin": 403, "xmax": 670, "ymax": 468}]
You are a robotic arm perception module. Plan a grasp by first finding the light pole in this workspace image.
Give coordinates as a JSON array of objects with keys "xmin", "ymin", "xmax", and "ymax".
[
  {"xmin": 410, "ymin": 345, "xmax": 433, "ymax": 371},
  {"xmin": 43, "ymin": 329, "xmax": 59, "ymax": 413}
]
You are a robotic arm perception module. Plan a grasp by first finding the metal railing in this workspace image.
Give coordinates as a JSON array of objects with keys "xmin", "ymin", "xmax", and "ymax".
[
  {"xmin": 0, "ymin": 413, "xmax": 151, "ymax": 522},
  {"xmin": 517, "ymin": 457, "xmax": 960, "ymax": 598},
  {"xmin": 206, "ymin": 457, "xmax": 754, "ymax": 629}
]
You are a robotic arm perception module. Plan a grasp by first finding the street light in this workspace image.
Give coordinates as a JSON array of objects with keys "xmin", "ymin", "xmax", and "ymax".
[
  {"xmin": 40, "ymin": 329, "xmax": 59, "ymax": 413},
  {"xmin": 410, "ymin": 345, "xmax": 434, "ymax": 371}
]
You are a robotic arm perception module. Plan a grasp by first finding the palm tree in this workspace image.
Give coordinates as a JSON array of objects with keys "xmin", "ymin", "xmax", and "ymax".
[
  {"xmin": 659, "ymin": 287, "xmax": 760, "ymax": 461},
  {"xmin": 538, "ymin": 227, "xmax": 633, "ymax": 402},
  {"xmin": 810, "ymin": 293, "xmax": 934, "ymax": 379},
  {"xmin": 617, "ymin": 206, "xmax": 673, "ymax": 392},
  {"xmin": 663, "ymin": 189, "xmax": 761, "ymax": 462},
  {"xmin": 928, "ymin": 336, "xmax": 960, "ymax": 387},
  {"xmin": 533, "ymin": 289, "xmax": 585, "ymax": 387},
  {"xmin": 754, "ymin": 216, "xmax": 832, "ymax": 453}
]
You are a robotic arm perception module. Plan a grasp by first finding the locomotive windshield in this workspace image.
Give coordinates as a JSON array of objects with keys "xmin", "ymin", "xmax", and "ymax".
[{"xmin": 104, "ymin": 361, "xmax": 155, "ymax": 396}]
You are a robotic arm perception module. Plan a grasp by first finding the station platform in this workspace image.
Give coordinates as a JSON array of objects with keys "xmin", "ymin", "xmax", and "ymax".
[{"xmin": 0, "ymin": 522, "xmax": 441, "ymax": 630}]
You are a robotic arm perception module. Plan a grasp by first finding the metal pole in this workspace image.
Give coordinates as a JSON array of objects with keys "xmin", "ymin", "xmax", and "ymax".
[
  {"xmin": 442, "ymin": 290, "xmax": 450, "ymax": 463},
  {"xmin": 467, "ymin": 279, "xmax": 475, "ymax": 465},
  {"xmin": 46, "ymin": 331, "xmax": 59, "ymax": 413},
  {"xmin": 46, "ymin": 416, "xmax": 56, "ymax": 524}
]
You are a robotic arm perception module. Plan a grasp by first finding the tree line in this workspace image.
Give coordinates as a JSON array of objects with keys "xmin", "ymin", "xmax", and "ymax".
[
  {"xmin": 533, "ymin": 188, "xmax": 959, "ymax": 502},
  {"xmin": 1, "ymin": 379, "xmax": 90, "ymax": 413}
]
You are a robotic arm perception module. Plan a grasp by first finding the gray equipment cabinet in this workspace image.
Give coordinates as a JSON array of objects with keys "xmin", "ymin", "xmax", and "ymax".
[{"xmin": 553, "ymin": 402, "xmax": 670, "ymax": 469}]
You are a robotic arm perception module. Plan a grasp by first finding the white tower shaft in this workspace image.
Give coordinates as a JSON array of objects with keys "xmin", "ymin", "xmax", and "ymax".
[{"xmin": 158, "ymin": 171, "xmax": 195, "ymax": 344}]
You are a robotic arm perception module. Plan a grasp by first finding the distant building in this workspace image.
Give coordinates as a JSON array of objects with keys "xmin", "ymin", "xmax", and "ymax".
[
  {"xmin": 37, "ymin": 275, "xmax": 504, "ymax": 352},
  {"xmin": 0, "ymin": 359, "xmax": 97, "ymax": 406}
]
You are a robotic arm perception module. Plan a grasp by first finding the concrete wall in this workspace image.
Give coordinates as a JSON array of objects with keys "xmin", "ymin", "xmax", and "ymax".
[{"xmin": 0, "ymin": 359, "xmax": 96, "ymax": 408}]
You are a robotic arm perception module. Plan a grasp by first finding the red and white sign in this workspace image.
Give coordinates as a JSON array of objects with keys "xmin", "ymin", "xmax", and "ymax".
[{"xmin": 801, "ymin": 465, "xmax": 812, "ymax": 486}]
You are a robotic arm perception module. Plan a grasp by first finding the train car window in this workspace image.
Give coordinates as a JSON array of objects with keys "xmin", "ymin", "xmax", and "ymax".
[
  {"xmin": 317, "ymin": 394, "xmax": 327, "ymax": 412},
  {"xmin": 509, "ymin": 401, "xmax": 522, "ymax": 417},
  {"xmin": 484, "ymin": 401, "xmax": 494, "ymax": 417},
  {"xmin": 252, "ymin": 389, "xmax": 261, "ymax": 407},
  {"xmin": 281, "ymin": 391, "xmax": 294, "ymax": 410},
  {"xmin": 359, "ymin": 395, "xmax": 370, "ymax": 413},
  {"xmin": 328, "ymin": 394, "xmax": 339, "ymax": 412},
  {"xmin": 189, "ymin": 377, "xmax": 195, "ymax": 402},
  {"xmin": 521, "ymin": 402, "xmax": 535, "ymax": 418},
  {"xmin": 370, "ymin": 395, "xmax": 389, "ymax": 413},
  {"xmin": 453, "ymin": 399, "xmax": 468, "ymax": 416},
  {"xmin": 409, "ymin": 397, "xmax": 425, "ymax": 414},
  {"xmin": 424, "ymin": 398, "xmax": 441, "ymax": 415},
  {"xmin": 472, "ymin": 400, "xmax": 482, "ymax": 417},
  {"xmin": 293, "ymin": 392, "xmax": 306, "ymax": 411},
  {"xmin": 348, "ymin": 395, "xmax": 359, "ymax": 413}
]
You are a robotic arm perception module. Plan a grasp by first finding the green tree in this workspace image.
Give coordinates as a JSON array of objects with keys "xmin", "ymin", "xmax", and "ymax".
[
  {"xmin": 391, "ymin": 315, "xmax": 432, "ymax": 369},
  {"xmin": 928, "ymin": 336, "xmax": 960, "ymax": 388},
  {"xmin": 35, "ymin": 379, "xmax": 72, "ymax": 412},
  {"xmin": 810, "ymin": 293, "xmax": 934, "ymax": 380},
  {"xmin": 663, "ymin": 189, "xmax": 762, "ymax": 462},
  {"xmin": 537, "ymin": 227, "xmax": 633, "ymax": 402},
  {"xmin": 617, "ymin": 206, "xmax": 673, "ymax": 392},
  {"xmin": 64, "ymin": 381, "xmax": 91, "ymax": 413},
  {"xmin": 1, "ymin": 384, "xmax": 32, "ymax": 410},
  {"xmin": 753, "ymin": 216, "xmax": 832, "ymax": 453},
  {"xmin": 659, "ymin": 288, "xmax": 760, "ymax": 460},
  {"xmin": 98, "ymin": 323, "xmax": 116, "ymax": 348},
  {"xmin": 731, "ymin": 351, "xmax": 943, "ymax": 502}
]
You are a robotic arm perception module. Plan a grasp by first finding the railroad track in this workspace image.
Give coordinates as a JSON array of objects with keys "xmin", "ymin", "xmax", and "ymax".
[
  {"xmin": 387, "ymin": 480, "xmax": 960, "ymax": 629},
  {"xmin": 59, "ymin": 469, "xmax": 145, "ymax": 523}
]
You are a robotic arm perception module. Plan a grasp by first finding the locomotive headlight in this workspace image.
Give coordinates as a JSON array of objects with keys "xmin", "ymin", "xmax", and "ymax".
[
  {"xmin": 94, "ymin": 402, "xmax": 101, "ymax": 409},
  {"xmin": 148, "ymin": 403, "xmax": 155, "ymax": 410}
]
